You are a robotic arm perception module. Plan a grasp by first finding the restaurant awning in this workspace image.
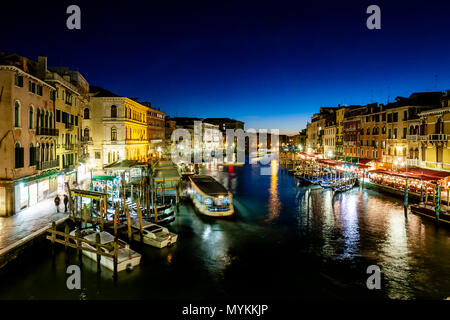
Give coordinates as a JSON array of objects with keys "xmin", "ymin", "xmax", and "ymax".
[
  {"xmin": 104, "ymin": 160, "xmax": 142, "ymax": 170},
  {"xmin": 369, "ymin": 169, "xmax": 442, "ymax": 182},
  {"xmin": 71, "ymin": 189, "xmax": 109, "ymax": 200},
  {"xmin": 92, "ymin": 175, "xmax": 115, "ymax": 182}
]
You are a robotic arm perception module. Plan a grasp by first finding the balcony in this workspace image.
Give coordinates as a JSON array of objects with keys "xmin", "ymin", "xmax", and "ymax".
[
  {"xmin": 63, "ymin": 164, "xmax": 75, "ymax": 171},
  {"xmin": 36, "ymin": 159, "xmax": 59, "ymax": 170},
  {"xmin": 65, "ymin": 123, "xmax": 74, "ymax": 131},
  {"xmin": 427, "ymin": 134, "xmax": 448, "ymax": 141},
  {"xmin": 80, "ymin": 137, "xmax": 93, "ymax": 145},
  {"xmin": 406, "ymin": 135, "xmax": 419, "ymax": 141},
  {"xmin": 64, "ymin": 144, "xmax": 76, "ymax": 151},
  {"xmin": 406, "ymin": 159, "xmax": 419, "ymax": 167},
  {"xmin": 36, "ymin": 127, "xmax": 59, "ymax": 136}
]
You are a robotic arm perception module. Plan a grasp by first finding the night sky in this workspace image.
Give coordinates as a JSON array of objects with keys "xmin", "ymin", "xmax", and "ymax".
[{"xmin": 2, "ymin": 0, "xmax": 450, "ymax": 133}]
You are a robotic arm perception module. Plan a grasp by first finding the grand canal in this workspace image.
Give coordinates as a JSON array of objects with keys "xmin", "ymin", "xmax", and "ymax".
[{"xmin": 1, "ymin": 160, "xmax": 450, "ymax": 300}]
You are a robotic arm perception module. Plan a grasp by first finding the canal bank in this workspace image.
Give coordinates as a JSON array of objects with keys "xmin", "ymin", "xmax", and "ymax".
[
  {"xmin": 0, "ymin": 199, "xmax": 69, "ymax": 269},
  {"xmin": 0, "ymin": 162, "xmax": 450, "ymax": 300}
]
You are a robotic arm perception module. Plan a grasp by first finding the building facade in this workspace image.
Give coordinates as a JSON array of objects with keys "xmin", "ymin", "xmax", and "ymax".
[
  {"xmin": 0, "ymin": 63, "xmax": 58, "ymax": 216},
  {"xmin": 84, "ymin": 87, "xmax": 150, "ymax": 172}
]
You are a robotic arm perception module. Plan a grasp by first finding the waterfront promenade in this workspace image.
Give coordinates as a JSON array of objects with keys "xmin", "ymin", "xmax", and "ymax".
[{"xmin": 0, "ymin": 199, "xmax": 68, "ymax": 267}]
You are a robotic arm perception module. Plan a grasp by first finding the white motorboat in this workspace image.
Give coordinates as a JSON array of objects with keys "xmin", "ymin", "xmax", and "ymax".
[
  {"xmin": 70, "ymin": 229, "xmax": 141, "ymax": 272},
  {"xmin": 131, "ymin": 220, "xmax": 178, "ymax": 248},
  {"xmin": 189, "ymin": 175, "xmax": 234, "ymax": 217}
]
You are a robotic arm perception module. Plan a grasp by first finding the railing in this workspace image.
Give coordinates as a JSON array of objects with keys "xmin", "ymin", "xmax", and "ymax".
[
  {"xmin": 36, "ymin": 127, "xmax": 59, "ymax": 136},
  {"xmin": 65, "ymin": 123, "xmax": 74, "ymax": 130},
  {"xmin": 80, "ymin": 137, "xmax": 93, "ymax": 144},
  {"xmin": 36, "ymin": 159, "xmax": 59, "ymax": 170},
  {"xmin": 64, "ymin": 144, "xmax": 76, "ymax": 150},
  {"xmin": 63, "ymin": 164, "xmax": 75, "ymax": 171},
  {"xmin": 407, "ymin": 159, "xmax": 418, "ymax": 166},
  {"xmin": 428, "ymin": 134, "xmax": 448, "ymax": 141},
  {"xmin": 406, "ymin": 135, "xmax": 419, "ymax": 141}
]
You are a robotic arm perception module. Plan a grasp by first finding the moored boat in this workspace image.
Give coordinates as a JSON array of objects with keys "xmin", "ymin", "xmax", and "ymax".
[
  {"xmin": 188, "ymin": 175, "xmax": 234, "ymax": 217},
  {"xmin": 131, "ymin": 221, "xmax": 178, "ymax": 248},
  {"xmin": 410, "ymin": 203, "xmax": 450, "ymax": 225},
  {"xmin": 70, "ymin": 228, "xmax": 141, "ymax": 272}
]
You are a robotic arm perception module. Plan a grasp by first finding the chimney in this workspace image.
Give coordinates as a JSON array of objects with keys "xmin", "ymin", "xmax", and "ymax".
[{"xmin": 37, "ymin": 56, "xmax": 47, "ymax": 79}]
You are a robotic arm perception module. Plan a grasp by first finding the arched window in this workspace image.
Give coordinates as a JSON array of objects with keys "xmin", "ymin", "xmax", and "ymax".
[
  {"xmin": 366, "ymin": 127, "xmax": 370, "ymax": 135},
  {"xmin": 111, "ymin": 127, "xmax": 117, "ymax": 141},
  {"xmin": 84, "ymin": 128, "xmax": 90, "ymax": 140},
  {"xmin": 36, "ymin": 109, "xmax": 40, "ymax": 128},
  {"xmin": 29, "ymin": 106, "xmax": 34, "ymax": 129},
  {"xmin": 84, "ymin": 108, "xmax": 90, "ymax": 119},
  {"xmin": 29, "ymin": 143, "xmax": 36, "ymax": 166},
  {"xmin": 49, "ymin": 112, "xmax": 53, "ymax": 128},
  {"xmin": 15, "ymin": 142, "xmax": 24, "ymax": 168},
  {"xmin": 45, "ymin": 111, "xmax": 49, "ymax": 128},
  {"xmin": 14, "ymin": 101, "xmax": 20, "ymax": 127},
  {"xmin": 382, "ymin": 126, "xmax": 386, "ymax": 134},
  {"xmin": 111, "ymin": 105, "xmax": 117, "ymax": 118}
]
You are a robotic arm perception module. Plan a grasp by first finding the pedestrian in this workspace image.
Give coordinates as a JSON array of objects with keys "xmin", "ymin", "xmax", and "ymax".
[
  {"xmin": 54, "ymin": 195, "xmax": 61, "ymax": 212},
  {"xmin": 63, "ymin": 194, "xmax": 69, "ymax": 213}
]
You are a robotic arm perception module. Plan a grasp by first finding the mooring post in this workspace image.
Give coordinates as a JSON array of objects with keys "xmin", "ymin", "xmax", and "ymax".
[
  {"xmin": 84, "ymin": 204, "xmax": 88, "ymax": 228},
  {"xmin": 126, "ymin": 205, "xmax": 132, "ymax": 242},
  {"xmin": 113, "ymin": 237, "xmax": 118, "ymax": 280},
  {"xmin": 114, "ymin": 207, "xmax": 119, "ymax": 237},
  {"xmin": 96, "ymin": 232, "xmax": 101, "ymax": 273},
  {"xmin": 137, "ymin": 199, "xmax": 143, "ymax": 243},
  {"xmin": 76, "ymin": 228, "xmax": 82, "ymax": 262},
  {"xmin": 100, "ymin": 199, "xmax": 104, "ymax": 231},
  {"xmin": 64, "ymin": 223, "xmax": 70, "ymax": 253}
]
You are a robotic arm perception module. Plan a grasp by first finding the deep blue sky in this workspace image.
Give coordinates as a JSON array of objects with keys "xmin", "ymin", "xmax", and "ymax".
[{"xmin": 2, "ymin": 0, "xmax": 450, "ymax": 134}]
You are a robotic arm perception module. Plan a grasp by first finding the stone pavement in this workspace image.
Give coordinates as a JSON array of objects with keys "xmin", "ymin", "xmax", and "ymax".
[{"xmin": 0, "ymin": 199, "xmax": 69, "ymax": 255}]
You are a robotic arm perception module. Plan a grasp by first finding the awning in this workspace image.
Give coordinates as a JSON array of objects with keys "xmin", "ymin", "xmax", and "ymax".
[
  {"xmin": 369, "ymin": 169, "xmax": 442, "ymax": 182},
  {"xmin": 104, "ymin": 160, "xmax": 142, "ymax": 170},
  {"xmin": 15, "ymin": 170, "xmax": 59, "ymax": 185},
  {"xmin": 92, "ymin": 175, "xmax": 115, "ymax": 182},
  {"xmin": 71, "ymin": 189, "xmax": 109, "ymax": 200}
]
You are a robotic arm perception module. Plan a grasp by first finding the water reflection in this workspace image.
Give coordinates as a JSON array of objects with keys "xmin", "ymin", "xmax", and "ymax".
[{"xmin": 266, "ymin": 160, "xmax": 281, "ymax": 222}]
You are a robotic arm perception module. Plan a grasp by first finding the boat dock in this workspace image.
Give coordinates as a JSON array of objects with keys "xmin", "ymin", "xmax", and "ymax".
[{"xmin": 0, "ymin": 199, "xmax": 69, "ymax": 270}]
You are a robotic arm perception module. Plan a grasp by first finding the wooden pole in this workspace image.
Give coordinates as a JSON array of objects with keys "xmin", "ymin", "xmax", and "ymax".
[
  {"xmin": 100, "ymin": 199, "xmax": 104, "ymax": 231},
  {"xmin": 126, "ymin": 205, "xmax": 132, "ymax": 242},
  {"xmin": 113, "ymin": 237, "xmax": 118, "ymax": 279},
  {"xmin": 96, "ymin": 232, "xmax": 101, "ymax": 273},
  {"xmin": 83, "ymin": 203, "xmax": 87, "ymax": 228},
  {"xmin": 64, "ymin": 223, "xmax": 70, "ymax": 253},
  {"xmin": 137, "ymin": 199, "xmax": 143, "ymax": 243},
  {"xmin": 114, "ymin": 207, "xmax": 119, "ymax": 237},
  {"xmin": 76, "ymin": 228, "xmax": 82, "ymax": 262}
]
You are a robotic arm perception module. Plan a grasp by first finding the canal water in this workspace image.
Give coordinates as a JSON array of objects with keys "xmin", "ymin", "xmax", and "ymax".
[{"xmin": 1, "ymin": 161, "xmax": 450, "ymax": 300}]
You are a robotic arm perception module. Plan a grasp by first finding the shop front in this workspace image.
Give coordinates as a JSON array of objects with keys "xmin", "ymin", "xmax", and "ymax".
[{"xmin": 14, "ymin": 171, "xmax": 58, "ymax": 213}]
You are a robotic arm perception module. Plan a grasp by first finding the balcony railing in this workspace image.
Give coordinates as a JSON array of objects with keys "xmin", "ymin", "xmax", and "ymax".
[
  {"xmin": 65, "ymin": 123, "xmax": 74, "ymax": 130},
  {"xmin": 427, "ymin": 134, "xmax": 448, "ymax": 141},
  {"xmin": 406, "ymin": 135, "xmax": 419, "ymax": 141},
  {"xmin": 36, "ymin": 127, "xmax": 59, "ymax": 136},
  {"xmin": 81, "ymin": 137, "xmax": 93, "ymax": 144},
  {"xmin": 64, "ymin": 144, "xmax": 76, "ymax": 150},
  {"xmin": 407, "ymin": 159, "xmax": 419, "ymax": 166},
  {"xmin": 36, "ymin": 159, "xmax": 59, "ymax": 170}
]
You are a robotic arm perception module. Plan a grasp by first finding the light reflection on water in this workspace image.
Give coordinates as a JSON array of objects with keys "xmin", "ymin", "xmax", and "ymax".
[
  {"xmin": 1, "ymin": 160, "xmax": 450, "ymax": 299},
  {"xmin": 211, "ymin": 161, "xmax": 450, "ymax": 299}
]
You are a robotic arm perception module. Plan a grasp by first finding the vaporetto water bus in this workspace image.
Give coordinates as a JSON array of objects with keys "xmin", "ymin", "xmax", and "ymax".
[{"xmin": 188, "ymin": 175, "xmax": 234, "ymax": 217}]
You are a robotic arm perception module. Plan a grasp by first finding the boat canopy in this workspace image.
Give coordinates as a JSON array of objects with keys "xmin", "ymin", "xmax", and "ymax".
[{"xmin": 190, "ymin": 175, "xmax": 229, "ymax": 197}]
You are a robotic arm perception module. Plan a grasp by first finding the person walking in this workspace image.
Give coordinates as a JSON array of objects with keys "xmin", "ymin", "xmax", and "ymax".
[
  {"xmin": 63, "ymin": 194, "xmax": 69, "ymax": 213},
  {"xmin": 54, "ymin": 195, "xmax": 61, "ymax": 213}
]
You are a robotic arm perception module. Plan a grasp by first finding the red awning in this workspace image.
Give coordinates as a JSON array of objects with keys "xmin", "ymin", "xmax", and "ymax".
[
  {"xmin": 370, "ymin": 169, "xmax": 442, "ymax": 182},
  {"xmin": 399, "ymin": 167, "xmax": 450, "ymax": 179}
]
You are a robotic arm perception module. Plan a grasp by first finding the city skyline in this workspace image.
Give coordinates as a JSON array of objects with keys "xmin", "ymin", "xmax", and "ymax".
[{"xmin": 3, "ymin": 0, "xmax": 450, "ymax": 134}]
